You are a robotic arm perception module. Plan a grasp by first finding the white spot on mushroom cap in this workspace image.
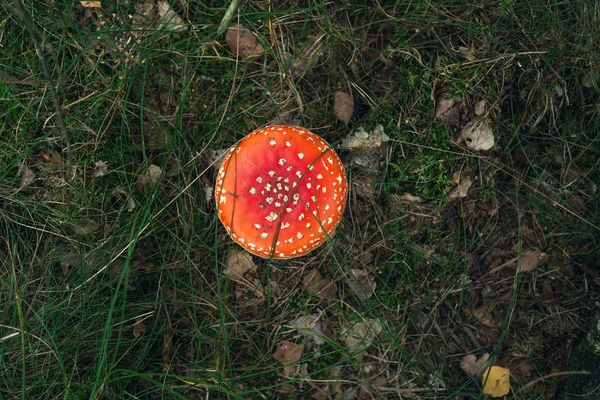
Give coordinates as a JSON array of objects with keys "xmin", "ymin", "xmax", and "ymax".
[
  {"xmin": 298, "ymin": 153, "xmax": 304, "ymax": 159},
  {"xmin": 266, "ymin": 212, "xmax": 278, "ymax": 221}
]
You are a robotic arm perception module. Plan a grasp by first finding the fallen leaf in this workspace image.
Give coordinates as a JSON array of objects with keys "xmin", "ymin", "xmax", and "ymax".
[
  {"xmin": 289, "ymin": 314, "xmax": 327, "ymax": 346},
  {"xmin": 474, "ymin": 99, "xmax": 487, "ymax": 116},
  {"xmin": 290, "ymin": 35, "xmax": 325, "ymax": 76},
  {"xmin": 449, "ymin": 176, "xmax": 473, "ymax": 199},
  {"xmin": 91, "ymin": 161, "xmax": 108, "ymax": 178},
  {"xmin": 334, "ymin": 91, "xmax": 354, "ymax": 123},
  {"xmin": 137, "ymin": 164, "xmax": 163, "ymax": 192},
  {"xmin": 341, "ymin": 318, "xmax": 383, "ymax": 360},
  {"xmin": 226, "ymin": 24, "xmax": 263, "ymax": 59},
  {"xmin": 272, "ymin": 340, "xmax": 303, "ymax": 365},
  {"xmin": 38, "ymin": 150, "xmax": 64, "ymax": 168},
  {"xmin": 393, "ymin": 193, "xmax": 424, "ymax": 203},
  {"xmin": 374, "ymin": 54, "xmax": 397, "ymax": 89},
  {"xmin": 347, "ymin": 269, "xmax": 376, "ymax": 299},
  {"xmin": 458, "ymin": 119, "xmax": 495, "ymax": 151},
  {"xmin": 18, "ymin": 162, "xmax": 35, "ymax": 190},
  {"xmin": 226, "ymin": 250, "xmax": 257, "ymax": 280},
  {"xmin": 133, "ymin": 319, "xmax": 147, "ymax": 338},
  {"xmin": 115, "ymin": 187, "xmax": 135, "ymax": 212},
  {"xmin": 466, "ymin": 305, "xmax": 502, "ymax": 328},
  {"xmin": 340, "ymin": 125, "xmax": 389, "ymax": 151},
  {"xmin": 156, "ymin": 1, "xmax": 187, "ymax": 32},
  {"xmin": 303, "ymin": 269, "xmax": 336, "ymax": 300},
  {"xmin": 460, "ymin": 353, "xmax": 490, "ymax": 375},
  {"xmin": 566, "ymin": 196, "xmax": 586, "ymax": 213},
  {"xmin": 434, "ymin": 95, "xmax": 467, "ymax": 126},
  {"xmin": 80, "ymin": 1, "xmax": 101, "ymax": 7},
  {"xmin": 482, "ymin": 365, "xmax": 511, "ymax": 397},
  {"xmin": 520, "ymin": 249, "xmax": 546, "ymax": 272},
  {"xmin": 542, "ymin": 279, "xmax": 554, "ymax": 302}
]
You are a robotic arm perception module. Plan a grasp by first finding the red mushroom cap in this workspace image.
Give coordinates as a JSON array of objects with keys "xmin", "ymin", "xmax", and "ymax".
[{"xmin": 215, "ymin": 125, "xmax": 348, "ymax": 259}]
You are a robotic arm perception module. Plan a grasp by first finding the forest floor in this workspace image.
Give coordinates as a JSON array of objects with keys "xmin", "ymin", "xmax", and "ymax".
[{"xmin": 1, "ymin": 1, "xmax": 599, "ymax": 398}]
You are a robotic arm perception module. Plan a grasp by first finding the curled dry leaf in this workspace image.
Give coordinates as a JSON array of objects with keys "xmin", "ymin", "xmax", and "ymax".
[
  {"xmin": 303, "ymin": 269, "xmax": 336, "ymax": 300},
  {"xmin": 460, "ymin": 353, "xmax": 490, "ymax": 376},
  {"xmin": 136, "ymin": 164, "xmax": 163, "ymax": 192},
  {"xmin": 272, "ymin": 340, "xmax": 303, "ymax": 365},
  {"xmin": 133, "ymin": 319, "xmax": 147, "ymax": 338},
  {"xmin": 520, "ymin": 249, "xmax": 547, "ymax": 272},
  {"xmin": 18, "ymin": 162, "xmax": 35, "ymax": 190},
  {"xmin": 290, "ymin": 35, "xmax": 325, "ymax": 77},
  {"xmin": 348, "ymin": 269, "xmax": 376, "ymax": 299},
  {"xmin": 394, "ymin": 193, "xmax": 424, "ymax": 203},
  {"xmin": 449, "ymin": 176, "xmax": 473, "ymax": 199},
  {"xmin": 289, "ymin": 314, "xmax": 326, "ymax": 345},
  {"xmin": 226, "ymin": 249, "xmax": 257, "ymax": 280},
  {"xmin": 474, "ymin": 99, "xmax": 487, "ymax": 116},
  {"xmin": 464, "ymin": 305, "xmax": 502, "ymax": 328},
  {"xmin": 341, "ymin": 318, "xmax": 383, "ymax": 360},
  {"xmin": 482, "ymin": 365, "xmax": 511, "ymax": 397},
  {"xmin": 458, "ymin": 119, "xmax": 495, "ymax": 151},
  {"xmin": 226, "ymin": 24, "xmax": 264, "ymax": 59},
  {"xmin": 91, "ymin": 161, "xmax": 108, "ymax": 178},
  {"xmin": 115, "ymin": 187, "xmax": 135, "ymax": 212},
  {"xmin": 334, "ymin": 91, "xmax": 354, "ymax": 123},
  {"xmin": 340, "ymin": 125, "xmax": 389, "ymax": 151},
  {"xmin": 434, "ymin": 96, "xmax": 467, "ymax": 126},
  {"xmin": 156, "ymin": 1, "xmax": 187, "ymax": 32},
  {"xmin": 80, "ymin": 1, "xmax": 101, "ymax": 7}
]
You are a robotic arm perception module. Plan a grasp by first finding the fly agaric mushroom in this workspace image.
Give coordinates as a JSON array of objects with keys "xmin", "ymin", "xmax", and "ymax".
[{"xmin": 215, "ymin": 125, "xmax": 348, "ymax": 259}]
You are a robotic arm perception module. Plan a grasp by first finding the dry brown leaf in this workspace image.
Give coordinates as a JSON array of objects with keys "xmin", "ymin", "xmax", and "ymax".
[
  {"xmin": 348, "ymin": 269, "xmax": 376, "ymax": 299},
  {"xmin": 449, "ymin": 176, "xmax": 473, "ymax": 199},
  {"xmin": 226, "ymin": 250, "xmax": 257, "ymax": 279},
  {"xmin": 340, "ymin": 125, "xmax": 389, "ymax": 151},
  {"xmin": 303, "ymin": 269, "xmax": 336, "ymax": 300},
  {"xmin": 334, "ymin": 91, "xmax": 354, "ymax": 123},
  {"xmin": 137, "ymin": 164, "xmax": 163, "ymax": 192},
  {"xmin": 18, "ymin": 162, "xmax": 35, "ymax": 190},
  {"xmin": 156, "ymin": 1, "xmax": 187, "ymax": 32},
  {"xmin": 38, "ymin": 150, "xmax": 64, "ymax": 168},
  {"xmin": 272, "ymin": 340, "xmax": 303, "ymax": 365},
  {"xmin": 458, "ymin": 119, "xmax": 495, "ymax": 151},
  {"xmin": 466, "ymin": 305, "xmax": 502, "ymax": 328},
  {"xmin": 289, "ymin": 314, "xmax": 326, "ymax": 345},
  {"xmin": 341, "ymin": 319, "xmax": 383, "ymax": 360},
  {"xmin": 375, "ymin": 54, "xmax": 397, "ymax": 89},
  {"xmin": 394, "ymin": 193, "xmax": 424, "ymax": 203},
  {"xmin": 434, "ymin": 96, "xmax": 467, "ymax": 126},
  {"xmin": 91, "ymin": 161, "xmax": 108, "ymax": 178},
  {"xmin": 80, "ymin": 1, "xmax": 101, "ymax": 7},
  {"xmin": 115, "ymin": 187, "xmax": 136, "ymax": 212},
  {"xmin": 226, "ymin": 24, "xmax": 263, "ymax": 59},
  {"xmin": 520, "ymin": 249, "xmax": 546, "ymax": 272},
  {"xmin": 290, "ymin": 35, "xmax": 325, "ymax": 76},
  {"xmin": 460, "ymin": 353, "xmax": 490, "ymax": 376},
  {"xmin": 133, "ymin": 319, "xmax": 147, "ymax": 338},
  {"xmin": 474, "ymin": 99, "xmax": 487, "ymax": 116},
  {"xmin": 566, "ymin": 196, "xmax": 586, "ymax": 213}
]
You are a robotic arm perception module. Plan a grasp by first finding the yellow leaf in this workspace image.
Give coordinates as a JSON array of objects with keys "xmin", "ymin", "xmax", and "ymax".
[
  {"xmin": 80, "ymin": 1, "xmax": 101, "ymax": 7},
  {"xmin": 482, "ymin": 365, "xmax": 510, "ymax": 397}
]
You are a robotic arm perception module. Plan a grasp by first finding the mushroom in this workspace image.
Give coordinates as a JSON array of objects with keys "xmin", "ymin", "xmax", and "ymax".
[{"xmin": 215, "ymin": 125, "xmax": 348, "ymax": 259}]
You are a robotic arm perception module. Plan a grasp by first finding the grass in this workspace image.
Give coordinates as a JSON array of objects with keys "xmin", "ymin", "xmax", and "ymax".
[{"xmin": 1, "ymin": 0, "xmax": 599, "ymax": 398}]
